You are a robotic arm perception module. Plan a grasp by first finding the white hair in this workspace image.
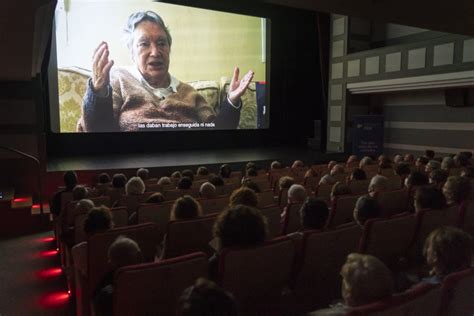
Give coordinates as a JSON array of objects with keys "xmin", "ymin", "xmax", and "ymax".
[
  {"xmin": 368, "ymin": 175, "xmax": 388, "ymax": 194},
  {"xmin": 125, "ymin": 176, "xmax": 146, "ymax": 195},
  {"xmin": 288, "ymin": 184, "xmax": 307, "ymax": 202}
]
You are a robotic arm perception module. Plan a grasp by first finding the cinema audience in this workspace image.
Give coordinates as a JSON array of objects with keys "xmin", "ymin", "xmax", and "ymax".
[
  {"xmin": 292, "ymin": 160, "xmax": 304, "ymax": 168},
  {"xmin": 279, "ymin": 176, "xmax": 295, "ymax": 191},
  {"xmin": 359, "ymin": 156, "xmax": 374, "ymax": 168},
  {"xmin": 181, "ymin": 169, "xmax": 195, "ymax": 181},
  {"xmin": 330, "ymin": 182, "xmax": 352, "ymax": 200},
  {"xmin": 368, "ymin": 175, "xmax": 388, "ymax": 197},
  {"xmin": 199, "ymin": 182, "xmax": 216, "ymax": 199},
  {"xmin": 414, "ymin": 186, "xmax": 447, "ymax": 212},
  {"xmin": 51, "ymin": 170, "xmax": 78, "ymax": 216},
  {"xmin": 353, "ymin": 196, "xmax": 380, "ymax": 227},
  {"xmin": 219, "ymin": 164, "xmax": 232, "ymax": 179},
  {"xmin": 287, "ymin": 184, "xmax": 307, "ymax": 204},
  {"xmin": 93, "ymin": 236, "xmax": 144, "ymax": 316},
  {"xmin": 112, "ymin": 173, "xmax": 127, "ymax": 189},
  {"xmin": 208, "ymin": 174, "xmax": 225, "ymax": 187},
  {"xmin": 442, "ymin": 175, "xmax": 471, "ymax": 205},
  {"xmin": 299, "ymin": 197, "xmax": 329, "ymax": 231},
  {"xmin": 425, "ymin": 160, "xmax": 441, "ymax": 174},
  {"xmin": 346, "ymin": 155, "xmax": 358, "ymax": 168},
  {"xmin": 97, "ymin": 172, "xmax": 111, "ymax": 195},
  {"xmin": 125, "ymin": 176, "xmax": 146, "ymax": 195},
  {"xmin": 157, "ymin": 176, "xmax": 172, "ymax": 186},
  {"xmin": 441, "ymin": 156, "xmax": 455, "ymax": 171},
  {"xmin": 229, "ymin": 187, "xmax": 258, "ymax": 208},
  {"xmin": 308, "ymin": 253, "xmax": 394, "ymax": 315},
  {"xmin": 72, "ymin": 185, "xmax": 89, "ymax": 201},
  {"xmin": 429, "ymin": 169, "xmax": 448, "ymax": 188},
  {"xmin": 270, "ymin": 160, "xmax": 282, "ymax": 170},
  {"xmin": 349, "ymin": 168, "xmax": 367, "ymax": 181},
  {"xmin": 404, "ymin": 171, "xmax": 429, "ymax": 188},
  {"xmin": 136, "ymin": 168, "xmax": 150, "ymax": 181},
  {"xmin": 178, "ymin": 278, "xmax": 237, "ymax": 316},
  {"xmin": 170, "ymin": 195, "xmax": 202, "ymax": 220},
  {"xmin": 241, "ymin": 179, "xmax": 261, "ymax": 193},
  {"xmin": 177, "ymin": 177, "xmax": 193, "ymax": 190},
  {"xmin": 145, "ymin": 192, "xmax": 165, "ymax": 204},
  {"xmin": 404, "ymin": 154, "xmax": 415, "ymax": 164},
  {"xmin": 196, "ymin": 166, "xmax": 209, "ymax": 177}
]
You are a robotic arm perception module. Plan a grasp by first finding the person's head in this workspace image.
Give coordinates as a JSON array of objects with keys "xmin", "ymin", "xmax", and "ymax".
[
  {"xmin": 346, "ymin": 155, "xmax": 358, "ymax": 166},
  {"xmin": 74, "ymin": 199, "xmax": 95, "ymax": 214},
  {"xmin": 196, "ymin": 166, "xmax": 209, "ymax": 176},
  {"xmin": 177, "ymin": 177, "xmax": 193, "ymax": 190},
  {"xmin": 350, "ymin": 168, "xmax": 367, "ymax": 181},
  {"xmin": 292, "ymin": 160, "xmax": 304, "ymax": 168},
  {"xmin": 461, "ymin": 166, "xmax": 474, "ymax": 178},
  {"xmin": 229, "ymin": 187, "xmax": 258, "ymax": 208},
  {"xmin": 454, "ymin": 153, "xmax": 470, "ymax": 167},
  {"xmin": 319, "ymin": 174, "xmax": 337, "ymax": 186},
  {"xmin": 219, "ymin": 164, "xmax": 232, "ymax": 178},
  {"xmin": 393, "ymin": 154, "xmax": 403, "ymax": 164},
  {"xmin": 84, "ymin": 206, "xmax": 114, "ymax": 235},
  {"xmin": 178, "ymin": 278, "xmax": 237, "ymax": 316},
  {"xmin": 299, "ymin": 197, "xmax": 329, "ymax": 230},
  {"xmin": 359, "ymin": 156, "xmax": 373, "ymax": 168},
  {"xmin": 442, "ymin": 176, "xmax": 471, "ymax": 205},
  {"xmin": 157, "ymin": 176, "xmax": 172, "ymax": 186},
  {"xmin": 171, "ymin": 171, "xmax": 182, "ymax": 180},
  {"xmin": 404, "ymin": 171, "xmax": 429, "ymax": 188},
  {"xmin": 125, "ymin": 11, "xmax": 172, "ymax": 88},
  {"xmin": 171, "ymin": 195, "xmax": 202, "ymax": 221},
  {"xmin": 125, "ymin": 176, "xmax": 145, "ymax": 195},
  {"xmin": 136, "ymin": 168, "xmax": 149, "ymax": 181},
  {"xmin": 278, "ymin": 176, "xmax": 295, "ymax": 190},
  {"xmin": 112, "ymin": 173, "xmax": 127, "ymax": 189},
  {"xmin": 64, "ymin": 171, "xmax": 78, "ymax": 191},
  {"xmin": 145, "ymin": 192, "xmax": 165, "ymax": 204},
  {"xmin": 441, "ymin": 156, "xmax": 455, "ymax": 170},
  {"xmin": 425, "ymin": 160, "xmax": 441, "ymax": 174},
  {"xmin": 378, "ymin": 159, "xmax": 392, "ymax": 170},
  {"xmin": 395, "ymin": 163, "xmax": 411, "ymax": 177},
  {"xmin": 208, "ymin": 174, "xmax": 224, "ymax": 187},
  {"xmin": 327, "ymin": 160, "xmax": 338, "ymax": 171},
  {"xmin": 199, "ymin": 182, "xmax": 216, "ymax": 199},
  {"xmin": 213, "ymin": 204, "xmax": 267, "ymax": 249},
  {"xmin": 270, "ymin": 160, "xmax": 282, "ymax": 170},
  {"xmin": 368, "ymin": 175, "xmax": 388, "ymax": 196},
  {"xmin": 98, "ymin": 172, "xmax": 111, "ymax": 184},
  {"xmin": 340, "ymin": 253, "xmax": 394, "ymax": 307},
  {"xmin": 330, "ymin": 164, "xmax": 345, "ymax": 176},
  {"xmin": 429, "ymin": 169, "xmax": 448, "ymax": 186},
  {"xmin": 73, "ymin": 185, "xmax": 88, "ymax": 201},
  {"xmin": 425, "ymin": 150, "xmax": 435, "ymax": 160},
  {"xmin": 331, "ymin": 182, "xmax": 352, "ymax": 199},
  {"xmin": 241, "ymin": 179, "xmax": 261, "ymax": 193},
  {"xmin": 246, "ymin": 162, "xmax": 256, "ymax": 171},
  {"xmin": 354, "ymin": 196, "xmax": 380, "ymax": 227},
  {"xmin": 108, "ymin": 236, "xmax": 144, "ymax": 270},
  {"xmin": 414, "ymin": 186, "xmax": 446, "ymax": 211},
  {"xmin": 404, "ymin": 153, "xmax": 415, "ymax": 163},
  {"xmin": 424, "ymin": 227, "xmax": 473, "ymax": 278},
  {"xmin": 416, "ymin": 156, "xmax": 429, "ymax": 168},
  {"xmin": 245, "ymin": 167, "xmax": 258, "ymax": 177},
  {"xmin": 288, "ymin": 184, "xmax": 307, "ymax": 203},
  {"xmin": 182, "ymin": 169, "xmax": 195, "ymax": 181}
]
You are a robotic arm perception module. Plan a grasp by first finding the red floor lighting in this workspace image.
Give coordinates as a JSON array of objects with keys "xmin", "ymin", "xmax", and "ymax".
[
  {"xmin": 39, "ymin": 250, "xmax": 58, "ymax": 258},
  {"xmin": 39, "ymin": 291, "xmax": 70, "ymax": 308},
  {"xmin": 39, "ymin": 236, "xmax": 55, "ymax": 243},
  {"xmin": 13, "ymin": 197, "xmax": 29, "ymax": 203},
  {"xmin": 36, "ymin": 267, "xmax": 63, "ymax": 280}
]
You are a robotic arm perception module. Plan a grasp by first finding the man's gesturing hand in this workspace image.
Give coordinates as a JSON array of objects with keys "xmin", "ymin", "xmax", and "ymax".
[
  {"xmin": 228, "ymin": 67, "xmax": 254, "ymax": 106},
  {"xmin": 92, "ymin": 41, "xmax": 114, "ymax": 93}
]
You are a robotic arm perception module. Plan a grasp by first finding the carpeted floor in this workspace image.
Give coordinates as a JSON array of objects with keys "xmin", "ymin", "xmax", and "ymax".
[{"xmin": 0, "ymin": 231, "xmax": 73, "ymax": 315}]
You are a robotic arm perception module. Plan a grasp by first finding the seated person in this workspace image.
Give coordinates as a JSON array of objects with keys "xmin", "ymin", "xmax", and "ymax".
[
  {"xmin": 72, "ymin": 206, "xmax": 115, "ymax": 276},
  {"xmin": 353, "ymin": 196, "xmax": 380, "ymax": 227},
  {"xmin": 454, "ymin": 152, "xmax": 471, "ymax": 167},
  {"xmin": 287, "ymin": 184, "xmax": 307, "ymax": 205},
  {"xmin": 245, "ymin": 167, "xmax": 258, "ymax": 178},
  {"xmin": 125, "ymin": 176, "xmax": 146, "ymax": 196},
  {"xmin": 177, "ymin": 177, "xmax": 193, "ymax": 190},
  {"xmin": 441, "ymin": 156, "xmax": 455, "ymax": 171},
  {"xmin": 171, "ymin": 171, "xmax": 182, "ymax": 185},
  {"xmin": 368, "ymin": 175, "xmax": 388, "ymax": 197},
  {"xmin": 241, "ymin": 179, "xmax": 261, "ymax": 193},
  {"xmin": 270, "ymin": 160, "xmax": 282, "ymax": 170},
  {"xmin": 308, "ymin": 253, "xmax": 393, "ymax": 315},
  {"xmin": 425, "ymin": 160, "xmax": 441, "ymax": 174},
  {"xmin": 359, "ymin": 156, "xmax": 374, "ymax": 168},
  {"xmin": 229, "ymin": 187, "xmax": 258, "ymax": 208},
  {"xmin": 442, "ymin": 176, "xmax": 471, "ymax": 205},
  {"xmin": 429, "ymin": 169, "xmax": 448, "ymax": 188},
  {"xmin": 346, "ymin": 155, "xmax": 359, "ymax": 168},
  {"xmin": 60, "ymin": 199, "xmax": 95, "ymax": 248},
  {"xmin": 93, "ymin": 236, "xmax": 144, "ymax": 316},
  {"xmin": 421, "ymin": 226, "xmax": 473, "ymax": 284},
  {"xmin": 299, "ymin": 197, "xmax": 329, "ymax": 231},
  {"xmin": 178, "ymin": 278, "xmax": 237, "ymax": 316},
  {"xmin": 304, "ymin": 168, "xmax": 319, "ymax": 178},
  {"xmin": 219, "ymin": 164, "xmax": 232, "ymax": 179},
  {"xmin": 96, "ymin": 172, "xmax": 111, "ymax": 196},
  {"xmin": 425, "ymin": 150, "xmax": 435, "ymax": 160},
  {"xmin": 98, "ymin": 172, "xmax": 111, "ymax": 184},
  {"xmin": 181, "ymin": 169, "xmax": 195, "ymax": 181},
  {"xmin": 73, "ymin": 185, "xmax": 89, "ymax": 201},
  {"xmin": 395, "ymin": 163, "xmax": 411, "ymax": 179},
  {"xmin": 414, "ymin": 186, "xmax": 446, "ymax": 212},
  {"xmin": 209, "ymin": 204, "xmax": 267, "ymax": 279},
  {"xmin": 279, "ymin": 176, "xmax": 295, "ymax": 191},
  {"xmin": 319, "ymin": 174, "xmax": 337, "ymax": 186},
  {"xmin": 330, "ymin": 182, "xmax": 352, "ymax": 201},
  {"xmin": 208, "ymin": 174, "xmax": 225, "ymax": 187},
  {"xmin": 404, "ymin": 171, "xmax": 429, "ymax": 188},
  {"xmin": 171, "ymin": 195, "xmax": 203, "ymax": 220},
  {"xmin": 136, "ymin": 168, "xmax": 150, "ymax": 181},
  {"xmin": 327, "ymin": 160, "xmax": 337, "ymax": 173},
  {"xmin": 461, "ymin": 166, "xmax": 474, "ymax": 178},
  {"xmin": 292, "ymin": 160, "xmax": 305, "ymax": 168},
  {"xmin": 349, "ymin": 168, "xmax": 367, "ymax": 181},
  {"xmin": 199, "ymin": 182, "xmax": 216, "ymax": 199},
  {"xmin": 393, "ymin": 154, "xmax": 403, "ymax": 164},
  {"xmin": 157, "ymin": 176, "xmax": 172, "ymax": 186},
  {"xmin": 246, "ymin": 161, "xmax": 257, "ymax": 171},
  {"xmin": 78, "ymin": 11, "xmax": 253, "ymax": 132},
  {"xmin": 404, "ymin": 153, "xmax": 415, "ymax": 164},
  {"xmin": 112, "ymin": 173, "xmax": 127, "ymax": 189},
  {"xmin": 415, "ymin": 156, "xmax": 429, "ymax": 172},
  {"xmin": 51, "ymin": 170, "xmax": 78, "ymax": 216},
  {"xmin": 128, "ymin": 192, "xmax": 165, "ymax": 225},
  {"xmin": 196, "ymin": 166, "xmax": 209, "ymax": 177}
]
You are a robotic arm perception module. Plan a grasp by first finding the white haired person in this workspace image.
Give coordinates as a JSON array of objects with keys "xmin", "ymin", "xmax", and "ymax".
[{"xmin": 78, "ymin": 11, "xmax": 254, "ymax": 132}]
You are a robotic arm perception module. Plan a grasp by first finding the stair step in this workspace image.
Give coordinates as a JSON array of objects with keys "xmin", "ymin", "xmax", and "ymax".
[
  {"xmin": 31, "ymin": 203, "xmax": 51, "ymax": 215},
  {"xmin": 11, "ymin": 196, "xmax": 33, "ymax": 209}
]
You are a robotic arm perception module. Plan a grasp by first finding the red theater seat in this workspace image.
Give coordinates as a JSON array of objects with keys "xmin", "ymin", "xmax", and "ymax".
[
  {"xmin": 199, "ymin": 195, "xmax": 229, "ymax": 215},
  {"xmin": 292, "ymin": 224, "xmax": 362, "ymax": 311},
  {"xmin": 440, "ymin": 267, "xmax": 474, "ymax": 316},
  {"xmin": 376, "ymin": 188, "xmax": 409, "ymax": 217},
  {"xmin": 165, "ymin": 188, "xmax": 200, "ymax": 200},
  {"xmin": 257, "ymin": 190, "xmax": 276, "ymax": 208},
  {"xmin": 161, "ymin": 215, "xmax": 216, "ymax": 259},
  {"xmin": 109, "ymin": 207, "xmax": 128, "ymax": 228},
  {"xmin": 348, "ymin": 179, "xmax": 370, "ymax": 195},
  {"xmin": 346, "ymin": 283, "xmax": 441, "ymax": 316},
  {"xmin": 261, "ymin": 205, "xmax": 281, "ymax": 239},
  {"xmin": 328, "ymin": 194, "xmax": 362, "ymax": 227},
  {"xmin": 217, "ymin": 237, "xmax": 295, "ymax": 314},
  {"xmin": 281, "ymin": 202, "xmax": 304, "ymax": 235},
  {"xmin": 358, "ymin": 213, "xmax": 416, "ymax": 268},
  {"xmin": 113, "ymin": 252, "xmax": 208, "ymax": 316}
]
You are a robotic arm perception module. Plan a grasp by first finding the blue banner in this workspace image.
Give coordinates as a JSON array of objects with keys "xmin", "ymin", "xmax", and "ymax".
[{"xmin": 352, "ymin": 115, "xmax": 384, "ymax": 158}]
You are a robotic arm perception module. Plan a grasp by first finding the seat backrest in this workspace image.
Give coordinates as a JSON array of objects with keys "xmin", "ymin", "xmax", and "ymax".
[
  {"xmin": 89, "ymin": 195, "xmax": 111, "ymax": 207},
  {"xmin": 257, "ymin": 190, "xmax": 276, "ymax": 208},
  {"xmin": 376, "ymin": 189, "xmax": 409, "ymax": 217},
  {"xmin": 303, "ymin": 176, "xmax": 320, "ymax": 192},
  {"xmin": 163, "ymin": 215, "xmax": 216, "ymax": 258},
  {"xmin": 136, "ymin": 202, "xmax": 173, "ymax": 242},
  {"xmin": 348, "ymin": 179, "xmax": 370, "ymax": 195},
  {"xmin": 252, "ymin": 179, "xmax": 271, "ymax": 191},
  {"xmin": 316, "ymin": 183, "xmax": 333, "ymax": 200},
  {"xmin": 215, "ymin": 182, "xmax": 240, "ymax": 195},
  {"xmin": 113, "ymin": 252, "xmax": 208, "ymax": 316},
  {"xmin": 440, "ymin": 267, "xmax": 474, "ymax": 316},
  {"xmin": 359, "ymin": 213, "xmax": 416, "ymax": 268},
  {"xmin": 106, "ymin": 187, "xmax": 125, "ymax": 205},
  {"xmin": 145, "ymin": 183, "xmax": 162, "ymax": 192},
  {"xmin": 459, "ymin": 201, "xmax": 474, "ymax": 235},
  {"xmin": 87, "ymin": 223, "xmax": 161, "ymax": 299},
  {"xmin": 328, "ymin": 194, "xmax": 362, "ymax": 227},
  {"xmin": 261, "ymin": 205, "xmax": 282, "ymax": 239},
  {"xmin": 74, "ymin": 212, "xmax": 87, "ymax": 243},
  {"xmin": 119, "ymin": 192, "xmax": 154, "ymax": 215},
  {"xmin": 347, "ymin": 283, "xmax": 442, "ymax": 316},
  {"xmin": 165, "ymin": 188, "xmax": 199, "ymax": 200},
  {"xmin": 293, "ymin": 224, "xmax": 362, "ymax": 308},
  {"xmin": 278, "ymin": 188, "xmax": 289, "ymax": 208},
  {"xmin": 386, "ymin": 175, "xmax": 402, "ymax": 190},
  {"xmin": 281, "ymin": 202, "xmax": 304, "ymax": 235},
  {"xmin": 110, "ymin": 207, "xmax": 128, "ymax": 227},
  {"xmin": 218, "ymin": 237, "xmax": 295, "ymax": 311},
  {"xmin": 199, "ymin": 195, "xmax": 229, "ymax": 215}
]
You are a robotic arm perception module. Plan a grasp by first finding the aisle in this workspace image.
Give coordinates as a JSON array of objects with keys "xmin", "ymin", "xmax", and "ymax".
[{"xmin": 0, "ymin": 231, "xmax": 72, "ymax": 315}]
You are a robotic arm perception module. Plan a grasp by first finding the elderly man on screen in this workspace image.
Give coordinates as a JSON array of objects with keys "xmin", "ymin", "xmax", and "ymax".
[{"xmin": 77, "ymin": 11, "xmax": 254, "ymax": 132}]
